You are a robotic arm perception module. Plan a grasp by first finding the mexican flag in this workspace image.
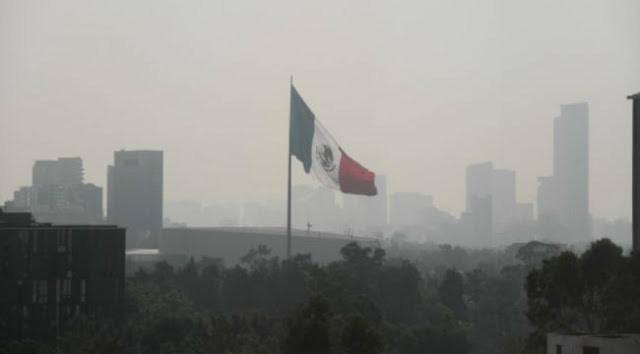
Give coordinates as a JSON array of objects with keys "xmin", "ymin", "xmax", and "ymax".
[{"xmin": 290, "ymin": 85, "xmax": 377, "ymax": 196}]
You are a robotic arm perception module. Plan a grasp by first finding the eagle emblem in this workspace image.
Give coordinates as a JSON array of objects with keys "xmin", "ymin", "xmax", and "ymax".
[{"xmin": 316, "ymin": 144, "xmax": 335, "ymax": 172}]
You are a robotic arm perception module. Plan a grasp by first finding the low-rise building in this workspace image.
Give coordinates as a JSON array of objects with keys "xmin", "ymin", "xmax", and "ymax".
[{"xmin": 547, "ymin": 333, "xmax": 640, "ymax": 354}]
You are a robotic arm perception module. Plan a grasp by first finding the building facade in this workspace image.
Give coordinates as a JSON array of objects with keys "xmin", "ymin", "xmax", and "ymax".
[
  {"xmin": 465, "ymin": 162, "xmax": 521, "ymax": 246},
  {"xmin": 107, "ymin": 150, "xmax": 163, "ymax": 248},
  {"xmin": 0, "ymin": 210, "xmax": 125, "ymax": 339}
]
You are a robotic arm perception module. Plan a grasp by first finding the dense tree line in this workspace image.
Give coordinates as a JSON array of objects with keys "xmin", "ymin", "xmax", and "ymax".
[
  {"xmin": 2, "ymin": 238, "xmax": 638, "ymax": 353},
  {"xmin": 525, "ymin": 239, "xmax": 640, "ymax": 352}
]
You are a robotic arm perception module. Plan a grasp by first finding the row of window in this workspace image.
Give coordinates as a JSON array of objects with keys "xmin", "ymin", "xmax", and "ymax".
[
  {"xmin": 30, "ymin": 279, "xmax": 87, "ymax": 304},
  {"xmin": 557, "ymin": 344, "xmax": 599, "ymax": 354},
  {"xmin": 18, "ymin": 230, "xmax": 74, "ymax": 255}
]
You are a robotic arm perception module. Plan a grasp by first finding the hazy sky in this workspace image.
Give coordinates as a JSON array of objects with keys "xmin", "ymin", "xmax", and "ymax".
[{"xmin": 1, "ymin": 0, "xmax": 639, "ymax": 219}]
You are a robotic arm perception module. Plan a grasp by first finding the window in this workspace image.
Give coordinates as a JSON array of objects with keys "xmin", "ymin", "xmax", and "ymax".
[
  {"xmin": 31, "ymin": 281, "xmax": 37, "ymax": 303},
  {"xmin": 80, "ymin": 280, "xmax": 86, "ymax": 303},
  {"xmin": 22, "ymin": 306, "xmax": 29, "ymax": 329},
  {"xmin": 62, "ymin": 279, "xmax": 72, "ymax": 299},
  {"xmin": 37, "ymin": 280, "xmax": 48, "ymax": 304},
  {"xmin": 583, "ymin": 346, "xmax": 599, "ymax": 354},
  {"xmin": 56, "ymin": 231, "xmax": 66, "ymax": 252},
  {"xmin": 32, "ymin": 233, "xmax": 38, "ymax": 253}
]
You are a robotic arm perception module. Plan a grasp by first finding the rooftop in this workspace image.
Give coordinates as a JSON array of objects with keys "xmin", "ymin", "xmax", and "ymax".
[{"xmin": 164, "ymin": 226, "xmax": 378, "ymax": 242}]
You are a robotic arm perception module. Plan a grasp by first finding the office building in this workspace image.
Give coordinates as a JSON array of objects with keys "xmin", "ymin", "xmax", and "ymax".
[
  {"xmin": 107, "ymin": 150, "xmax": 163, "ymax": 248},
  {"xmin": 0, "ymin": 210, "xmax": 125, "ymax": 339},
  {"xmin": 32, "ymin": 157, "xmax": 83, "ymax": 188},
  {"xmin": 4, "ymin": 158, "xmax": 103, "ymax": 224},
  {"xmin": 537, "ymin": 103, "xmax": 590, "ymax": 243},
  {"xmin": 465, "ymin": 162, "xmax": 521, "ymax": 246}
]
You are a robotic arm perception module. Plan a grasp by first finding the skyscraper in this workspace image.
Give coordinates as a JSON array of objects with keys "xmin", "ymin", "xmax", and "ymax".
[
  {"xmin": 538, "ymin": 103, "xmax": 590, "ymax": 243},
  {"xmin": 107, "ymin": 150, "xmax": 163, "ymax": 248}
]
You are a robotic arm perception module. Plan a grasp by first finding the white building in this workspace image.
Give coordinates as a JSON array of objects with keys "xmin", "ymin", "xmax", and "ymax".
[{"xmin": 547, "ymin": 333, "xmax": 640, "ymax": 354}]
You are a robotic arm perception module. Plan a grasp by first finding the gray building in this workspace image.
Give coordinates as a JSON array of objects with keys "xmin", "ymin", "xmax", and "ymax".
[
  {"xmin": 107, "ymin": 150, "xmax": 163, "ymax": 248},
  {"xmin": 32, "ymin": 157, "xmax": 83, "ymax": 188},
  {"xmin": 538, "ymin": 103, "xmax": 590, "ymax": 243},
  {"xmin": 465, "ymin": 162, "xmax": 521, "ymax": 246},
  {"xmin": 4, "ymin": 158, "xmax": 103, "ymax": 224}
]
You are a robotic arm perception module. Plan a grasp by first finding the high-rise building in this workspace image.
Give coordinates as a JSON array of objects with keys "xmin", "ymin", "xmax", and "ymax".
[
  {"xmin": 466, "ymin": 162, "xmax": 493, "ymax": 212},
  {"xmin": 537, "ymin": 103, "xmax": 590, "ymax": 243},
  {"xmin": 492, "ymin": 169, "xmax": 516, "ymax": 227},
  {"xmin": 33, "ymin": 157, "xmax": 83, "ymax": 188},
  {"xmin": 0, "ymin": 210, "xmax": 125, "ymax": 339},
  {"xmin": 107, "ymin": 150, "xmax": 163, "ymax": 248},
  {"xmin": 465, "ymin": 162, "xmax": 520, "ymax": 246},
  {"xmin": 4, "ymin": 158, "xmax": 103, "ymax": 224}
]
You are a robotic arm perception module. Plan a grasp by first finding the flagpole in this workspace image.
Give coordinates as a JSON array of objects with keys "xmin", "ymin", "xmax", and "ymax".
[{"xmin": 287, "ymin": 76, "xmax": 293, "ymax": 260}]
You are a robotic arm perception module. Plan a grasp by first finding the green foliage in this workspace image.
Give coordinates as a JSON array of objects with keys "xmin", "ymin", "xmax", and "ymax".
[
  {"xmin": 281, "ymin": 296, "xmax": 333, "ymax": 354},
  {"xmin": 439, "ymin": 268, "xmax": 466, "ymax": 321},
  {"xmin": 339, "ymin": 314, "xmax": 385, "ymax": 354},
  {"xmin": 525, "ymin": 238, "xmax": 640, "ymax": 352}
]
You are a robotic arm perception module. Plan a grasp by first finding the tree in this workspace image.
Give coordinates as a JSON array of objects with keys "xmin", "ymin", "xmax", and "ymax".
[
  {"xmin": 439, "ymin": 268, "xmax": 466, "ymax": 321},
  {"xmin": 281, "ymin": 296, "xmax": 332, "ymax": 354},
  {"xmin": 339, "ymin": 314, "xmax": 385, "ymax": 354},
  {"xmin": 525, "ymin": 239, "xmax": 640, "ymax": 351}
]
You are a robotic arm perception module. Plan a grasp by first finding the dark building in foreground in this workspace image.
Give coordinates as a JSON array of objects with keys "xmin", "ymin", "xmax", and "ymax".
[
  {"xmin": 629, "ymin": 92, "xmax": 640, "ymax": 251},
  {"xmin": 0, "ymin": 210, "xmax": 125, "ymax": 339},
  {"xmin": 160, "ymin": 227, "xmax": 381, "ymax": 265}
]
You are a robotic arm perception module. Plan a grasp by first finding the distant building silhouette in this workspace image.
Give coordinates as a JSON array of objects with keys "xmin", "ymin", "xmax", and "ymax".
[
  {"xmin": 465, "ymin": 162, "xmax": 521, "ymax": 246},
  {"xmin": 538, "ymin": 103, "xmax": 590, "ymax": 243},
  {"xmin": 358, "ymin": 175, "xmax": 387, "ymax": 231},
  {"xmin": 4, "ymin": 157, "xmax": 103, "ymax": 224},
  {"xmin": 107, "ymin": 150, "xmax": 163, "ymax": 248},
  {"xmin": 32, "ymin": 157, "xmax": 83, "ymax": 188},
  {"xmin": 0, "ymin": 210, "xmax": 125, "ymax": 339},
  {"xmin": 390, "ymin": 192, "xmax": 433, "ymax": 227},
  {"xmin": 341, "ymin": 175, "xmax": 388, "ymax": 235}
]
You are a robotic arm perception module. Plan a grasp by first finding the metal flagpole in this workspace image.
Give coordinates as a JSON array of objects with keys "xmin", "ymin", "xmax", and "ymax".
[{"xmin": 287, "ymin": 76, "xmax": 293, "ymax": 260}]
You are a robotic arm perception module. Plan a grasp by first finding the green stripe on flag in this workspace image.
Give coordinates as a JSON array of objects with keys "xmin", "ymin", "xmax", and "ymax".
[{"xmin": 290, "ymin": 86, "xmax": 315, "ymax": 173}]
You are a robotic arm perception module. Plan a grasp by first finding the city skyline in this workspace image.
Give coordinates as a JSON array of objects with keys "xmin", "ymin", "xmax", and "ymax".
[{"xmin": 1, "ymin": 1, "xmax": 639, "ymax": 220}]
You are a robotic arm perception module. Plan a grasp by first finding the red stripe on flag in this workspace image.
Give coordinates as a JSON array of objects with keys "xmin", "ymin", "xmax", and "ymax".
[{"xmin": 338, "ymin": 149, "xmax": 377, "ymax": 196}]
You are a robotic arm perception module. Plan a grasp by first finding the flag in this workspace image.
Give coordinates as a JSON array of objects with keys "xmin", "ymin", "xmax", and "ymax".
[{"xmin": 290, "ymin": 85, "xmax": 377, "ymax": 196}]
